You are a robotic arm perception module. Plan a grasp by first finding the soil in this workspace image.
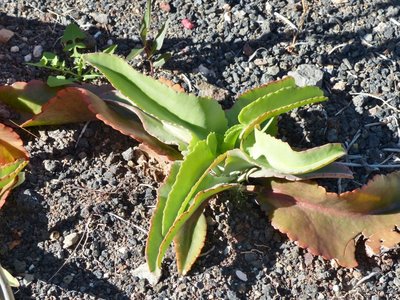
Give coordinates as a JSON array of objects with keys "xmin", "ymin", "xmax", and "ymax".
[{"xmin": 1, "ymin": 0, "xmax": 400, "ymax": 299}]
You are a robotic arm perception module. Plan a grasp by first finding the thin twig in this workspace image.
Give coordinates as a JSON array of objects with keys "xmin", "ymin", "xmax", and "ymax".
[
  {"xmin": 48, "ymin": 217, "xmax": 92, "ymax": 282},
  {"xmin": 274, "ymin": 12, "xmax": 298, "ymax": 31},
  {"xmin": 350, "ymin": 92, "xmax": 398, "ymax": 112},
  {"xmin": 199, "ymin": 246, "xmax": 215, "ymax": 257},
  {"xmin": 352, "ymin": 271, "xmax": 380, "ymax": 288},
  {"xmin": 338, "ymin": 162, "xmax": 400, "ymax": 169},
  {"xmin": 75, "ymin": 121, "xmax": 90, "ymax": 149},
  {"xmin": 108, "ymin": 212, "xmax": 147, "ymax": 234}
]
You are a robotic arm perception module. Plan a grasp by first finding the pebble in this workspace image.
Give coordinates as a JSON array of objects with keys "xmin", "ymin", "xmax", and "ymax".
[
  {"xmin": 332, "ymin": 285, "xmax": 340, "ymax": 293},
  {"xmin": 332, "ymin": 81, "xmax": 346, "ymax": 91},
  {"xmin": 122, "ymin": 148, "xmax": 135, "ymax": 161},
  {"xmin": 288, "ymin": 64, "xmax": 324, "ymax": 87},
  {"xmin": 0, "ymin": 28, "xmax": 14, "ymax": 43},
  {"xmin": 91, "ymin": 13, "xmax": 108, "ymax": 24},
  {"xmin": 33, "ymin": 45, "xmax": 43, "ymax": 58},
  {"xmin": 63, "ymin": 232, "xmax": 80, "ymax": 249},
  {"xmin": 10, "ymin": 45, "xmax": 19, "ymax": 53},
  {"xmin": 24, "ymin": 54, "xmax": 32, "ymax": 62},
  {"xmin": 235, "ymin": 270, "xmax": 248, "ymax": 282}
]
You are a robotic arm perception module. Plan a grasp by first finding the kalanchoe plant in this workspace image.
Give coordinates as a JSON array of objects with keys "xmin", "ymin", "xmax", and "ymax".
[
  {"xmin": 0, "ymin": 53, "xmax": 399, "ymax": 283},
  {"xmin": 29, "ymin": 23, "xmax": 117, "ymax": 87},
  {"xmin": 127, "ymin": 0, "xmax": 171, "ymax": 75}
]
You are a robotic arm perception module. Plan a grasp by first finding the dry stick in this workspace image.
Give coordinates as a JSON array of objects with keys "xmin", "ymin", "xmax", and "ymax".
[
  {"xmin": 352, "ymin": 271, "xmax": 380, "ymax": 289},
  {"xmin": 107, "ymin": 212, "xmax": 147, "ymax": 235},
  {"xmin": 8, "ymin": 120, "xmax": 40, "ymax": 139},
  {"xmin": 338, "ymin": 162, "xmax": 400, "ymax": 169},
  {"xmin": 199, "ymin": 246, "xmax": 215, "ymax": 257},
  {"xmin": 75, "ymin": 121, "xmax": 90, "ymax": 149},
  {"xmin": 349, "ymin": 92, "xmax": 398, "ymax": 112},
  {"xmin": 48, "ymin": 217, "xmax": 92, "ymax": 282}
]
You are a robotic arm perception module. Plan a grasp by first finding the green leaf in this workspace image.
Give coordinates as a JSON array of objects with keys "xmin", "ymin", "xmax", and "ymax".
[
  {"xmin": 126, "ymin": 48, "xmax": 144, "ymax": 60},
  {"xmin": 240, "ymin": 90, "xmax": 327, "ymax": 140},
  {"xmin": 238, "ymin": 86, "xmax": 325, "ymax": 125},
  {"xmin": 248, "ymin": 129, "xmax": 346, "ymax": 174},
  {"xmin": 139, "ymin": 0, "xmax": 152, "ymax": 42},
  {"xmin": 221, "ymin": 124, "xmax": 244, "ymax": 152},
  {"xmin": 157, "ymin": 183, "xmax": 236, "ymax": 274},
  {"xmin": 46, "ymin": 76, "xmax": 76, "ymax": 87},
  {"xmin": 153, "ymin": 19, "xmax": 170, "ymax": 51},
  {"xmin": 257, "ymin": 172, "xmax": 400, "ymax": 268},
  {"xmin": 61, "ymin": 23, "xmax": 86, "ymax": 44},
  {"xmin": 1, "ymin": 266, "xmax": 19, "ymax": 288},
  {"xmin": 146, "ymin": 161, "xmax": 181, "ymax": 273},
  {"xmin": 162, "ymin": 136, "xmax": 217, "ymax": 234},
  {"xmin": 174, "ymin": 211, "xmax": 207, "ymax": 275},
  {"xmin": 83, "ymin": 53, "xmax": 228, "ymax": 141},
  {"xmin": 226, "ymin": 77, "xmax": 296, "ymax": 126},
  {"xmin": 103, "ymin": 44, "xmax": 118, "ymax": 54},
  {"xmin": 153, "ymin": 52, "xmax": 171, "ymax": 68}
]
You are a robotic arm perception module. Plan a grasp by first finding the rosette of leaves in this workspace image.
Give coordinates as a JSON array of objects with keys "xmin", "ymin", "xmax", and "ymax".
[{"xmin": 1, "ymin": 53, "xmax": 399, "ymax": 282}]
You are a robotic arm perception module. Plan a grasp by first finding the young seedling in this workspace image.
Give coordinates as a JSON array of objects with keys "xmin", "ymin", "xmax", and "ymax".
[
  {"xmin": 29, "ymin": 23, "xmax": 117, "ymax": 87},
  {"xmin": 127, "ymin": 0, "xmax": 171, "ymax": 75}
]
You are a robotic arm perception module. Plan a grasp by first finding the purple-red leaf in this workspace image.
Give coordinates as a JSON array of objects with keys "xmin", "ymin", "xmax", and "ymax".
[{"xmin": 257, "ymin": 172, "xmax": 400, "ymax": 268}]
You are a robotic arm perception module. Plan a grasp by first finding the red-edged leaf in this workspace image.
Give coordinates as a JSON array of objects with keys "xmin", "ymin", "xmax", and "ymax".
[
  {"xmin": 0, "ymin": 123, "xmax": 29, "ymax": 208},
  {"xmin": 0, "ymin": 80, "xmax": 59, "ymax": 121},
  {"xmin": 19, "ymin": 87, "xmax": 180, "ymax": 160},
  {"xmin": 257, "ymin": 172, "xmax": 400, "ymax": 268},
  {"xmin": 174, "ymin": 210, "xmax": 207, "ymax": 275}
]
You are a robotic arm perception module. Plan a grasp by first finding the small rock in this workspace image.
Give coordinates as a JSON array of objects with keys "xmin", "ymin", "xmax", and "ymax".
[
  {"xmin": 197, "ymin": 81, "xmax": 229, "ymax": 102},
  {"xmin": 91, "ymin": 13, "xmax": 108, "ymax": 24},
  {"xmin": 182, "ymin": 18, "xmax": 195, "ymax": 30},
  {"xmin": 254, "ymin": 58, "xmax": 268, "ymax": 66},
  {"xmin": 331, "ymin": 0, "xmax": 348, "ymax": 3},
  {"xmin": 24, "ymin": 54, "xmax": 32, "ymax": 62},
  {"xmin": 0, "ymin": 28, "xmax": 14, "ymax": 44},
  {"xmin": 332, "ymin": 81, "xmax": 346, "ymax": 91},
  {"xmin": 235, "ymin": 270, "xmax": 248, "ymax": 282},
  {"xmin": 49, "ymin": 231, "xmax": 60, "ymax": 241},
  {"xmin": 373, "ymin": 22, "xmax": 388, "ymax": 34},
  {"xmin": 266, "ymin": 65, "xmax": 280, "ymax": 76},
  {"xmin": 243, "ymin": 43, "xmax": 254, "ymax": 57},
  {"xmin": 10, "ymin": 46, "xmax": 19, "ymax": 53},
  {"xmin": 288, "ymin": 64, "xmax": 324, "ymax": 87},
  {"xmin": 159, "ymin": 1, "xmax": 171, "ymax": 12},
  {"xmin": 63, "ymin": 232, "xmax": 80, "ymax": 249},
  {"xmin": 122, "ymin": 148, "xmax": 135, "ymax": 161},
  {"xmin": 33, "ymin": 45, "xmax": 43, "ymax": 58},
  {"xmin": 304, "ymin": 252, "xmax": 314, "ymax": 266},
  {"xmin": 332, "ymin": 284, "xmax": 340, "ymax": 293},
  {"xmin": 197, "ymin": 64, "xmax": 214, "ymax": 77},
  {"xmin": 23, "ymin": 274, "xmax": 34, "ymax": 285}
]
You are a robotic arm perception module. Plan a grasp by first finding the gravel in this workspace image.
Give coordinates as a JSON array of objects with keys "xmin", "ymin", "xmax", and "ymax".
[{"xmin": 0, "ymin": 0, "xmax": 400, "ymax": 299}]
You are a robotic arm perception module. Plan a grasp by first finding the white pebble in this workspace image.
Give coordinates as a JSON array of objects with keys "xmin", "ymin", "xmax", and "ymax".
[
  {"xmin": 10, "ymin": 45, "xmax": 19, "ymax": 53},
  {"xmin": 332, "ymin": 284, "xmax": 340, "ymax": 292},
  {"xmin": 235, "ymin": 270, "xmax": 248, "ymax": 282},
  {"xmin": 63, "ymin": 232, "xmax": 80, "ymax": 249},
  {"xmin": 24, "ymin": 54, "xmax": 32, "ymax": 62},
  {"xmin": 33, "ymin": 45, "xmax": 43, "ymax": 58}
]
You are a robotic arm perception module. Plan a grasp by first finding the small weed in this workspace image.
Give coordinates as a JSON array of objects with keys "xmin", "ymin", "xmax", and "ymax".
[
  {"xmin": 29, "ymin": 23, "xmax": 117, "ymax": 87},
  {"xmin": 127, "ymin": 0, "xmax": 171, "ymax": 75}
]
